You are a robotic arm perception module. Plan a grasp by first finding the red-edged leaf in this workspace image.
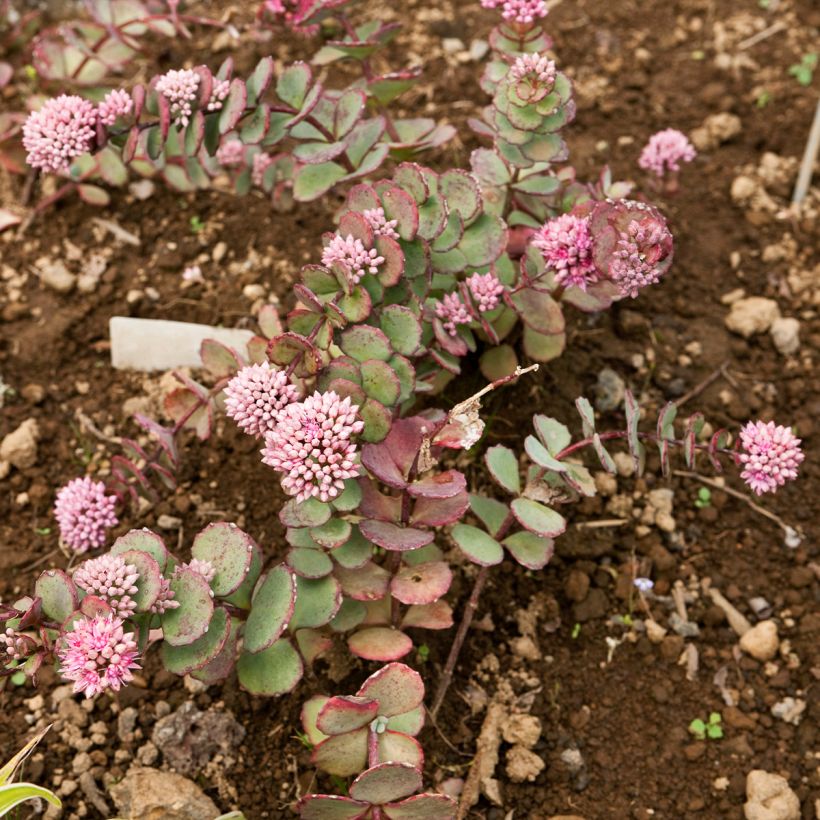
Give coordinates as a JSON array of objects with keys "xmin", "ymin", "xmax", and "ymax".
[
  {"xmin": 348, "ymin": 628, "xmax": 413, "ymax": 661},
  {"xmin": 407, "ymin": 470, "xmax": 466, "ymax": 499},
  {"xmin": 317, "ymin": 696, "xmax": 379, "ymax": 735},
  {"xmin": 390, "ymin": 561, "xmax": 452, "ymax": 606},
  {"xmin": 360, "ymin": 520, "xmax": 433, "ymax": 552}
]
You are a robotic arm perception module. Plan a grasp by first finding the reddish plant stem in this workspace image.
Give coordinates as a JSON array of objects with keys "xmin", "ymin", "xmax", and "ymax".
[
  {"xmin": 430, "ymin": 511, "xmax": 515, "ymax": 719},
  {"xmin": 553, "ymin": 430, "xmax": 734, "ymax": 462},
  {"xmin": 284, "ymin": 316, "xmax": 327, "ymax": 379},
  {"xmin": 367, "ymin": 725, "xmax": 385, "ymax": 818}
]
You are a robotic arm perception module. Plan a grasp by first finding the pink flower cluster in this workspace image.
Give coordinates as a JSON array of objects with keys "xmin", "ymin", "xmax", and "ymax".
[
  {"xmin": 322, "ymin": 234, "xmax": 384, "ymax": 286},
  {"xmin": 216, "ymin": 139, "xmax": 245, "ymax": 166},
  {"xmin": 738, "ymin": 421, "xmax": 804, "ymax": 495},
  {"xmin": 510, "ymin": 54, "xmax": 556, "ymax": 101},
  {"xmin": 638, "ymin": 129, "xmax": 696, "ymax": 178},
  {"xmin": 155, "ymin": 68, "xmax": 200, "ymax": 127},
  {"xmin": 467, "ymin": 272, "xmax": 504, "ymax": 312},
  {"xmin": 252, "ymin": 153, "xmax": 274, "ymax": 187},
  {"xmin": 262, "ymin": 390, "xmax": 364, "ymax": 502},
  {"xmin": 0, "ymin": 627, "xmax": 33, "ymax": 661},
  {"xmin": 207, "ymin": 79, "xmax": 231, "ymax": 112},
  {"xmin": 54, "ymin": 477, "xmax": 118, "ymax": 554},
  {"xmin": 150, "ymin": 577, "xmax": 179, "ymax": 615},
  {"xmin": 609, "ymin": 218, "xmax": 673, "ymax": 298},
  {"xmin": 481, "ymin": 0, "xmax": 548, "ymax": 25},
  {"xmin": 98, "ymin": 89, "xmax": 133, "ymax": 127},
  {"xmin": 363, "ymin": 207, "xmax": 399, "ymax": 240},
  {"xmin": 225, "ymin": 362, "xmax": 301, "ymax": 438},
  {"xmin": 57, "ymin": 614, "xmax": 140, "ymax": 698},
  {"xmin": 23, "ymin": 95, "xmax": 97, "ymax": 173},
  {"xmin": 73, "ymin": 554, "xmax": 139, "ymax": 619},
  {"xmin": 532, "ymin": 214, "xmax": 597, "ymax": 290},
  {"xmin": 435, "ymin": 292, "xmax": 472, "ymax": 335},
  {"xmin": 179, "ymin": 558, "xmax": 217, "ymax": 584}
]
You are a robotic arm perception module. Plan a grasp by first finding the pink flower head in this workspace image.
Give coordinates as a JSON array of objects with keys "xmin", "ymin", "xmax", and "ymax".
[
  {"xmin": 638, "ymin": 129, "xmax": 696, "ymax": 177},
  {"xmin": 54, "ymin": 477, "xmax": 118, "ymax": 554},
  {"xmin": 532, "ymin": 214, "xmax": 597, "ymax": 290},
  {"xmin": 216, "ymin": 139, "xmax": 245, "ymax": 167},
  {"xmin": 509, "ymin": 54, "xmax": 556, "ymax": 102},
  {"xmin": 362, "ymin": 208, "xmax": 399, "ymax": 240},
  {"xmin": 435, "ymin": 292, "xmax": 472, "ymax": 336},
  {"xmin": 57, "ymin": 614, "xmax": 140, "ymax": 698},
  {"xmin": 179, "ymin": 558, "xmax": 216, "ymax": 584},
  {"xmin": 481, "ymin": 0, "xmax": 548, "ymax": 25},
  {"xmin": 321, "ymin": 234, "xmax": 384, "ymax": 286},
  {"xmin": 467, "ymin": 272, "xmax": 504, "ymax": 312},
  {"xmin": 609, "ymin": 216, "xmax": 673, "ymax": 298},
  {"xmin": 73, "ymin": 554, "xmax": 139, "ymax": 619},
  {"xmin": 261, "ymin": 390, "xmax": 364, "ymax": 503},
  {"xmin": 155, "ymin": 68, "xmax": 200, "ymax": 127},
  {"xmin": 0, "ymin": 627, "xmax": 34, "ymax": 662},
  {"xmin": 23, "ymin": 95, "xmax": 97, "ymax": 173},
  {"xmin": 738, "ymin": 421, "xmax": 804, "ymax": 495},
  {"xmin": 207, "ymin": 79, "xmax": 230, "ymax": 112},
  {"xmin": 252, "ymin": 152, "xmax": 274, "ymax": 187},
  {"xmin": 98, "ymin": 89, "xmax": 133, "ymax": 127},
  {"xmin": 224, "ymin": 362, "xmax": 301, "ymax": 438},
  {"xmin": 149, "ymin": 577, "xmax": 179, "ymax": 614}
]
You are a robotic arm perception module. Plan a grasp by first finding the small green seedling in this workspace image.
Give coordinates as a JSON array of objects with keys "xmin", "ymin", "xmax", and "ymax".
[
  {"xmin": 189, "ymin": 215, "xmax": 205, "ymax": 233},
  {"xmin": 755, "ymin": 90, "xmax": 772, "ymax": 109},
  {"xmin": 689, "ymin": 712, "xmax": 723, "ymax": 740},
  {"xmin": 416, "ymin": 644, "xmax": 430, "ymax": 664},
  {"xmin": 789, "ymin": 53, "xmax": 817, "ymax": 87},
  {"xmin": 571, "ymin": 623, "xmax": 581, "ymax": 639},
  {"xmin": 694, "ymin": 487, "xmax": 711, "ymax": 509}
]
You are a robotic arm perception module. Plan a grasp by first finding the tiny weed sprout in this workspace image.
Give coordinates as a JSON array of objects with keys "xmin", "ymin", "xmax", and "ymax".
[
  {"xmin": 694, "ymin": 487, "xmax": 712, "ymax": 508},
  {"xmin": 689, "ymin": 713, "xmax": 724, "ymax": 741},
  {"xmin": 2, "ymin": 0, "xmax": 808, "ymax": 815},
  {"xmin": 788, "ymin": 52, "xmax": 817, "ymax": 87}
]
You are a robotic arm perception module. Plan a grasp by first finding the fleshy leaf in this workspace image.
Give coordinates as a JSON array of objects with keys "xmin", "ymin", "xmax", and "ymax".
[
  {"xmin": 299, "ymin": 796, "xmax": 369, "ymax": 820},
  {"xmin": 390, "ymin": 562, "xmax": 452, "ymax": 605},
  {"xmin": 407, "ymin": 471, "xmax": 465, "ymax": 499},
  {"xmin": 532, "ymin": 415, "xmax": 571, "ymax": 456},
  {"xmin": 236, "ymin": 638, "xmax": 303, "ymax": 695},
  {"xmin": 450, "ymin": 524, "xmax": 504, "ymax": 566},
  {"xmin": 349, "ymin": 762, "xmax": 422, "ymax": 805},
  {"xmin": 117, "ymin": 549, "xmax": 162, "ymax": 613},
  {"xmin": 289, "ymin": 575, "xmax": 342, "ymax": 629},
  {"xmin": 301, "ymin": 694, "xmax": 331, "ymax": 745},
  {"xmin": 503, "ymin": 532, "xmax": 554, "ymax": 570},
  {"xmin": 111, "ymin": 529, "xmax": 169, "ymax": 572},
  {"xmin": 510, "ymin": 498, "xmax": 566, "ymax": 538},
  {"xmin": 160, "ymin": 607, "xmax": 230, "ymax": 675},
  {"xmin": 191, "ymin": 522, "xmax": 261, "ymax": 597},
  {"xmin": 377, "ymin": 731, "xmax": 423, "ymax": 769},
  {"xmin": 161, "ymin": 567, "xmax": 214, "ymax": 647},
  {"xmin": 312, "ymin": 731, "xmax": 369, "ymax": 778},
  {"xmin": 360, "ymin": 520, "xmax": 434, "ymax": 552},
  {"xmin": 244, "ymin": 565, "xmax": 297, "ymax": 654},
  {"xmin": 348, "ymin": 628, "xmax": 413, "ymax": 661},
  {"xmin": 357, "ymin": 662, "xmax": 425, "ymax": 716},
  {"xmin": 317, "ymin": 696, "xmax": 379, "ymax": 735},
  {"xmin": 485, "ymin": 445, "xmax": 520, "ymax": 494},
  {"xmin": 35, "ymin": 570, "xmax": 77, "ymax": 623},
  {"xmin": 383, "ymin": 794, "xmax": 457, "ymax": 820}
]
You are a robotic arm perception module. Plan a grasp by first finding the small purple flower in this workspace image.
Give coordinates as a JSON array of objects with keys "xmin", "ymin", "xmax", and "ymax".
[
  {"xmin": 207, "ymin": 79, "xmax": 230, "ymax": 112},
  {"xmin": 362, "ymin": 207, "xmax": 399, "ymax": 240},
  {"xmin": 638, "ymin": 129, "xmax": 696, "ymax": 178},
  {"xmin": 738, "ymin": 421, "xmax": 804, "ymax": 495},
  {"xmin": 435, "ymin": 292, "xmax": 472, "ymax": 336},
  {"xmin": 481, "ymin": 0, "xmax": 548, "ymax": 25},
  {"xmin": 532, "ymin": 214, "xmax": 598, "ymax": 291},
  {"xmin": 178, "ymin": 558, "xmax": 217, "ymax": 585},
  {"xmin": 73, "ymin": 554, "xmax": 139, "ymax": 619},
  {"xmin": 155, "ymin": 68, "xmax": 200, "ymax": 127},
  {"xmin": 633, "ymin": 577, "xmax": 654, "ymax": 593},
  {"xmin": 467, "ymin": 272, "xmax": 504, "ymax": 312},
  {"xmin": 54, "ymin": 477, "xmax": 118, "ymax": 554},
  {"xmin": 57, "ymin": 614, "xmax": 140, "ymax": 698},
  {"xmin": 321, "ymin": 234, "xmax": 384, "ymax": 286},
  {"xmin": 98, "ymin": 89, "xmax": 133, "ymax": 127},
  {"xmin": 261, "ymin": 390, "xmax": 364, "ymax": 503},
  {"xmin": 224, "ymin": 362, "xmax": 301, "ymax": 438},
  {"xmin": 216, "ymin": 139, "xmax": 245, "ymax": 167},
  {"xmin": 609, "ymin": 217, "xmax": 673, "ymax": 299},
  {"xmin": 23, "ymin": 95, "xmax": 97, "ymax": 173}
]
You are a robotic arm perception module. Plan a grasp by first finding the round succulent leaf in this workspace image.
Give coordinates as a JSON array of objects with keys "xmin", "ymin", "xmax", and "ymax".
[
  {"xmin": 236, "ymin": 638, "xmax": 303, "ymax": 696},
  {"xmin": 332, "ymin": 528, "xmax": 373, "ymax": 569},
  {"xmin": 312, "ymin": 731, "xmax": 369, "ymax": 778},
  {"xmin": 392, "ymin": 163, "xmax": 429, "ymax": 203},
  {"xmin": 35, "ymin": 570, "xmax": 77, "ymax": 623},
  {"xmin": 317, "ymin": 696, "xmax": 379, "ymax": 736},
  {"xmin": 360, "ymin": 520, "xmax": 434, "ymax": 552},
  {"xmin": 299, "ymin": 795, "xmax": 370, "ymax": 820},
  {"xmin": 450, "ymin": 524, "xmax": 504, "ymax": 567},
  {"xmin": 221, "ymin": 542, "xmax": 262, "ymax": 610},
  {"xmin": 377, "ymin": 731, "xmax": 423, "ymax": 769},
  {"xmin": 335, "ymin": 562, "xmax": 391, "ymax": 601},
  {"xmin": 78, "ymin": 595, "xmax": 113, "ymax": 620},
  {"xmin": 510, "ymin": 498, "xmax": 566, "ymax": 538},
  {"xmin": 326, "ymin": 377, "xmax": 366, "ymax": 407},
  {"xmin": 459, "ymin": 213, "xmax": 508, "ymax": 268},
  {"xmin": 380, "ymin": 305, "xmax": 422, "ymax": 356},
  {"xmin": 382, "ymin": 794, "xmax": 457, "ymax": 820},
  {"xmin": 379, "ymin": 185, "xmax": 419, "ymax": 239},
  {"xmin": 390, "ymin": 561, "xmax": 452, "ymax": 606},
  {"xmin": 294, "ymin": 627, "xmax": 332, "ymax": 664},
  {"xmin": 389, "ymin": 354, "xmax": 416, "ymax": 404},
  {"xmin": 533, "ymin": 415, "xmax": 571, "ymax": 455},
  {"xmin": 522, "ymin": 326, "xmax": 566, "ymax": 362},
  {"xmin": 161, "ymin": 567, "xmax": 214, "ymax": 647},
  {"xmin": 301, "ymin": 694, "xmax": 331, "ymax": 745},
  {"xmin": 160, "ymin": 606, "xmax": 230, "ymax": 675},
  {"xmin": 410, "ymin": 491, "xmax": 469, "ymax": 528},
  {"xmin": 199, "ymin": 338, "xmax": 243, "ymax": 379},
  {"xmin": 524, "ymin": 435, "xmax": 566, "ymax": 474},
  {"xmin": 386, "ymin": 706, "xmax": 425, "ymax": 737},
  {"xmin": 503, "ymin": 531, "xmax": 554, "ymax": 570},
  {"xmin": 407, "ymin": 470, "xmax": 465, "ymax": 500},
  {"xmin": 400, "ymin": 544, "xmax": 443, "ymax": 566},
  {"xmin": 359, "ymin": 399, "xmax": 393, "ymax": 443},
  {"xmin": 346, "ymin": 183, "xmax": 381, "ymax": 212},
  {"xmin": 279, "ymin": 497, "xmax": 332, "ymax": 528},
  {"xmin": 330, "ymin": 598, "xmax": 367, "ymax": 632},
  {"xmin": 310, "ymin": 517, "xmax": 352, "ymax": 549},
  {"xmin": 479, "ymin": 345, "xmax": 518, "ymax": 382},
  {"xmin": 338, "ymin": 286, "xmax": 373, "ymax": 323},
  {"xmin": 117, "ymin": 549, "xmax": 162, "ymax": 613},
  {"xmin": 111, "ymin": 529, "xmax": 168, "ymax": 572},
  {"xmin": 440, "ymin": 169, "xmax": 481, "ymax": 222},
  {"xmin": 244, "ymin": 565, "xmax": 297, "ymax": 653},
  {"xmin": 338, "ymin": 210, "xmax": 375, "ymax": 246},
  {"xmin": 287, "ymin": 547, "xmax": 334, "ymax": 579},
  {"xmin": 375, "ymin": 235, "xmax": 405, "ymax": 287},
  {"xmin": 331, "ymin": 479, "xmax": 362, "ymax": 512},
  {"xmin": 349, "ymin": 762, "xmax": 422, "ymax": 805},
  {"xmin": 189, "ymin": 615, "xmax": 240, "ymax": 685},
  {"xmin": 361, "ymin": 359, "xmax": 401, "ymax": 406},
  {"xmin": 401, "ymin": 600, "xmax": 453, "ymax": 630},
  {"xmin": 485, "ymin": 445, "xmax": 521, "ymax": 494},
  {"xmin": 348, "ymin": 627, "xmax": 413, "ymax": 662},
  {"xmin": 289, "ymin": 575, "xmax": 342, "ymax": 630},
  {"xmin": 340, "ymin": 326, "xmax": 392, "ymax": 363},
  {"xmin": 357, "ymin": 661, "xmax": 424, "ymax": 716},
  {"xmin": 191, "ymin": 522, "xmax": 260, "ymax": 597}
]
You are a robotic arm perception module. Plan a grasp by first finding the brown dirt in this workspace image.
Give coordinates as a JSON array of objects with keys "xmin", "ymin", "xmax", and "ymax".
[{"xmin": 0, "ymin": 0, "xmax": 818, "ymax": 818}]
